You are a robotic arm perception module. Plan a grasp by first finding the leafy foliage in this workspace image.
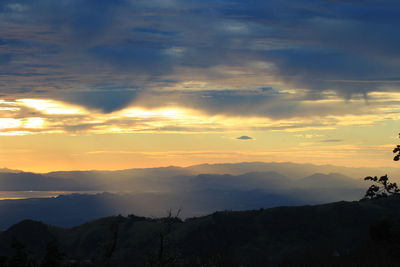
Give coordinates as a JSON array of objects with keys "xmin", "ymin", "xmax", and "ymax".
[
  {"xmin": 363, "ymin": 175, "xmax": 400, "ymax": 199},
  {"xmin": 363, "ymin": 134, "xmax": 400, "ymax": 200},
  {"xmin": 393, "ymin": 134, "xmax": 400, "ymax": 161},
  {"xmin": 393, "ymin": 145, "xmax": 400, "ymax": 161}
]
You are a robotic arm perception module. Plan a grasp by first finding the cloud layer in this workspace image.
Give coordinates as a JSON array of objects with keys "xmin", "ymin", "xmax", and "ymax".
[
  {"xmin": 0, "ymin": 0, "xmax": 399, "ymax": 119},
  {"xmin": 1, "ymin": 90, "xmax": 400, "ymax": 136}
]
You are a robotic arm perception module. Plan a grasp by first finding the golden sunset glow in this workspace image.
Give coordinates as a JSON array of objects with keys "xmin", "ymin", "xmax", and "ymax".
[
  {"xmin": 17, "ymin": 99, "xmax": 87, "ymax": 115},
  {"xmin": 24, "ymin": 117, "xmax": 45, "ymax": 129},
  {"xmin": 1, "ymin": 90, "xmax": 400, "ymax": 172},
  {"xmin": 0, "ymin": 118, "xmax": 21, "ymax": 129},
  {"xmin": 119, "ymin": 107, "xmax": 187, "ymax": 119},
  {"xmin": 1, "ymin": 94, "xmax": 399, "ymax": 137}
]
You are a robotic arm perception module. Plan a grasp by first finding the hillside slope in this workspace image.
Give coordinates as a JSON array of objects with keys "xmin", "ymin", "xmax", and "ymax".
[{"xmin": 1, "ymin": 197, "xmax": 400, "ymax": 266}]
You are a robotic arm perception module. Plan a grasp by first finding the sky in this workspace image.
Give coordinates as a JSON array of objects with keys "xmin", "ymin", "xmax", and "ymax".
[{"xmin": 1, "ymin": 0, "xmax": 400, "ymax": 172}]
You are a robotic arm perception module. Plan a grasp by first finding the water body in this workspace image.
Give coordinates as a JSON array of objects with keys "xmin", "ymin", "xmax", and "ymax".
[{"xmin": 0, "ymin": 191, "xmax": 102, "ymax": 200}]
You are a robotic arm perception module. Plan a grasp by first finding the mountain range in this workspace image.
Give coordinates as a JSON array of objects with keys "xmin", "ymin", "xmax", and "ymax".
[{"xmin": 0, "ymin": 162, "xmax": 381, "ymax": 229}]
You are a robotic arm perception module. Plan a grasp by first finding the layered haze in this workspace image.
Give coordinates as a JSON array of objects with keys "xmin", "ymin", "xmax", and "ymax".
[{"xmin": 0, "ymin": 161, "xmax": 396, "ymax": 229}]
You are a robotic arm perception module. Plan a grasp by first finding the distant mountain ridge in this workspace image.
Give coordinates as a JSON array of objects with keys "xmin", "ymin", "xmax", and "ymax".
[
  {"xmin": 186, "ymin": 161, "xmax": 400, "ymax": 179},
  {"xmin": 0, "ymin": 169, "xmax": 365, "ymax": 195},
  {"xmin": 0, "ymin": 168, "xmax": 22, "ymax": 173},
  {"xmin": 40, "ymin": 161, "xmax": 400, "ymax": 179},
  {"xmin": 0, "ymin": 161, "xmax": 386, "ymax": 192},
  {"xmin": 0, "ymin": 172, "xmax": 84, "ymax": 191},
  {"xmin": 0, "ymin": 162, "xmax": 384, "ymax": 229}
]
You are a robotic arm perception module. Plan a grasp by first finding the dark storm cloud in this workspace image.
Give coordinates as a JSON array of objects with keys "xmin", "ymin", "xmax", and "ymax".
[
  {"xmin": 132, "ymin": 89, "xmax": 378, "ymax": 119},
  {"xmin": 264, "ymin": 49, "xmax": 394, "ymax": 95},
  {"xmin": 1, "ymin": 0, "xmax": 129, "ymax": 40},
  {"xmin": 0, "ymin": 0, "xmax": 399, "ymax": 114},
  {"xmin": 59, "ymin": 89, "xmax": 139, "ymax": 113},
  {"xmin": 219, "ymin": 0, "xmax": 400, "ymax": 91},
  {"xmin": 89, "ymin": 45, "xmax": 173, "ymax": 74}
]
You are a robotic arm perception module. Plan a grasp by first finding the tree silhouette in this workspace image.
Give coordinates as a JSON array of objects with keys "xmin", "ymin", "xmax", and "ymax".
[
  {"xmin": 363, "ymin": 175, "xmax": 400, "ymax": 199},
  {"xmin": 363, "ymin": 135, "xmax": 400, "ymax": 199},
  {"xmin": 393, "ymin": 133, "xmax": 400, "ymax": 161}
]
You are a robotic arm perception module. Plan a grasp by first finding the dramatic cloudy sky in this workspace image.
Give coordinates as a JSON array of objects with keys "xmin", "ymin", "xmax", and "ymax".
[{"xmin": 1, "ymin": 0, "xmax": 400, "ymax": 172}]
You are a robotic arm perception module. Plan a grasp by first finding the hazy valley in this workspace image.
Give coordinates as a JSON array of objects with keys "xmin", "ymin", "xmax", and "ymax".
[{"xmin": 0, "ymin": 162, "xmax": 390, "ymax": 229}]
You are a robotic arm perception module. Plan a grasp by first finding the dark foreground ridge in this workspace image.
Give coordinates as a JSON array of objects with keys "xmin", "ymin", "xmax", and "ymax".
[{"xmin": 1, "ymin": 197, "xmax": 400, "ymax": 267}]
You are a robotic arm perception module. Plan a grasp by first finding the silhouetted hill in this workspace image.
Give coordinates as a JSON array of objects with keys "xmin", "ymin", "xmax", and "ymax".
[
  {"xmin": 0, "ymin": 220, "xmax": 55, "ymax": 257},
  {"xmin": 1, "ymin": 197, "xmax": 400, "ymax": 266}
]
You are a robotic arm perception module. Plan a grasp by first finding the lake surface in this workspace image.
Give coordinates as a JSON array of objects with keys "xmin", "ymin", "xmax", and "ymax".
[{"xmin": 0, "ymin": 191, "xmax": 102, "ymax": 200}]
